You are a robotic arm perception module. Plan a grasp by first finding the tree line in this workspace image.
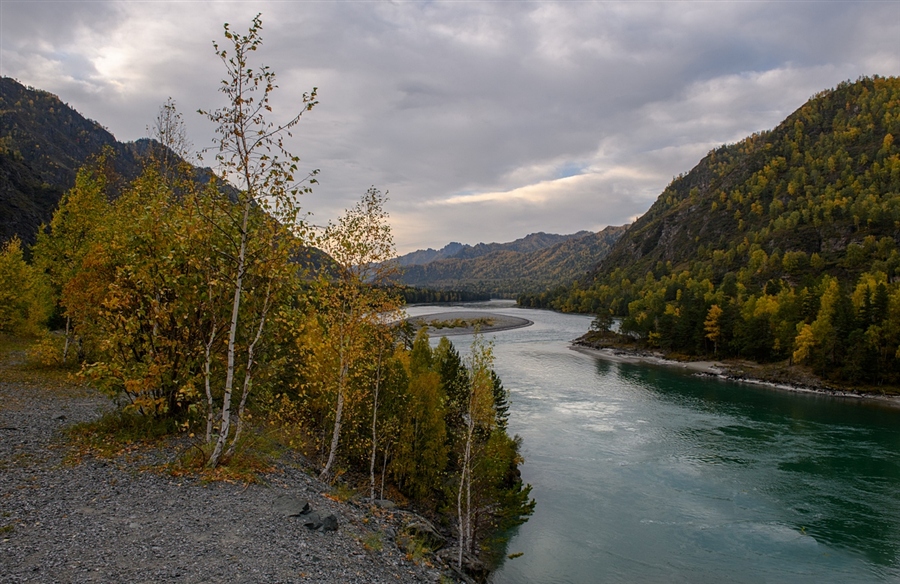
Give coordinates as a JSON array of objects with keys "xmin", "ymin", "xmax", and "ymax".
[
  {"xmin": 400, "ymin": 287, "xmax": 492, "ymax": 304},
  {"xmin": 0, "ymin": 15, "xmax": 532, "ymax": 571}
]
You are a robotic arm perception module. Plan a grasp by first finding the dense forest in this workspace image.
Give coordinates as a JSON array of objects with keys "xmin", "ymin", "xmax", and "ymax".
[
  {"xmin": 400, "ymin": 286, "xmax": 492, "ymax": 304},
  {"xmin": 520, "ymin": 76, "xmax": 900, "ymax": 386},
  {"xmin": 0, "ymin": 17, "xmax": 532, "ymax": 574}
]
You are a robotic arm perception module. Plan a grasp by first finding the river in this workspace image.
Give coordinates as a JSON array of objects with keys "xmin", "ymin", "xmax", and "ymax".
[{"xmin": 403, "ymin": 301, "xmax": 900, "ymax": 583}]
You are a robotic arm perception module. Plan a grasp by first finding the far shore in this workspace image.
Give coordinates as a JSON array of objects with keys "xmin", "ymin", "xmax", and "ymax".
[
  {"xmin": 570, "ymin": 345, "xmax": 726, "ymax": 374},
  {"xmin": 571, "ymin": 343, "xmax": 900, "ymax": 408}
]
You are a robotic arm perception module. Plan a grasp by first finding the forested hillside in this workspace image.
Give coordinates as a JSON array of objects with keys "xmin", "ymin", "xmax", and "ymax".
[
  {"xmin": 0, "ymin": 78, "xmax": 151, "ymax": 247},
  {"xmin": 520, "ymin": 76, "xmax": 900, "ymax": 385},
  {"xmin": 399, "ymin": 226, "xmax": 626, "ymax": 296}
]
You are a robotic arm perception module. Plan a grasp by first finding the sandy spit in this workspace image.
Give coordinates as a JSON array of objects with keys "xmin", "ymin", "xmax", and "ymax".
[{"xmin": 407, "ymin": 311, "xmax": 533, "ymax": 337}]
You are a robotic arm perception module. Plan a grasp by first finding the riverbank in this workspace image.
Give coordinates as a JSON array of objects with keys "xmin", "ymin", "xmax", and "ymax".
[
  {"xmin": 0, "ymin": 346, "xmax": 461, "ymax": 583},
  {"xmin": 571, "ymin": 338, "xmax": 900, "ymax": 407}
]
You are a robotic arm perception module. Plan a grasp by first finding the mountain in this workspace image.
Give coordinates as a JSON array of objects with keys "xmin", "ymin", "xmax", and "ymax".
[
  {"xmin": 394, "ymin": 231, "xmax": 591, "ymax": 268},
  {"xmin": 393, "ymin": 241, "xmax": 467, "ymax": 267},
  {"xmin": 0, "ymin": 77, "xmax": 155, "ymax": 247},
  {"xmin": 449, "ymin": 231, "xmax": 593, "ymax": 261},
  {"xmin": 520, "ymin": 76, "xmax": 900, "ymax": 385},
  {"xmin": 397, "ymin": 226, "xmax": 626, "ymax": 296}
]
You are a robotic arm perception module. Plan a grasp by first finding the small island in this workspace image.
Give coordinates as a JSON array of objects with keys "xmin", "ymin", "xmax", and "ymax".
[{"xmin": 407, "ymin": 311, "xmax": 533, "ymax": 336}]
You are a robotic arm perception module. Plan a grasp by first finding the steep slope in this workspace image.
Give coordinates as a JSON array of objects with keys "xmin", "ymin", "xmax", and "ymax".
[
  {"xmin": 521, "ymin": 76, "xmax": 900, "ymax": 385},
  {"xmin": 611, "ymin": 78, "xmax": 899, "ymax": 279},
  {"xmin": 399, "ymin": 226, "xmax": 626, "ymax": 296},
  {"xmin": 0, "ymin": 77, "xmax": 150, "ymax": 247},
  {"xmin": 526, "ymin": 76, "xmax": 900, "ymax": 312}
]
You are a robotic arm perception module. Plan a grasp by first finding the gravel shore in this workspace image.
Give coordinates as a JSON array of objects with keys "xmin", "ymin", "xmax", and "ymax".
[
  {"xmin": 0, "ymin": 376, "xmax": 445, "ymax": 583},
  {"xmin": 571, "ymin": 342, "xmax": 900, "ymax": 407}
]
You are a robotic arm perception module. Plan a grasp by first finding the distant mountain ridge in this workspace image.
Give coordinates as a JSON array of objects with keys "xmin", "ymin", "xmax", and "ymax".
[
  {"xmin": 395, "ymin": 231, "xmax": 592, "ymax": 267},
  {"xmin": 393, "ymin": 241, "xmax": 467, "ymax": 267},
  {"xmin": 396, "ymin": 226, "xmax": 626, "ymax": 296}
]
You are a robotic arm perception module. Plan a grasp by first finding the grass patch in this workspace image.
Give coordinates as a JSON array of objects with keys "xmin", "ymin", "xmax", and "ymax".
[
  {"xmin": 171, "ymin": 447, "xmax": 276, "ymax": 484},
  {"xmin": 0, "ymin": 334, "xmax": 86, "ymax": 393},
  {"xmin": 326, "ymin": 481, "xmax": 359, "ymax": 503},
  {"xmin": 362, "ymin": 531, "xmax": 384, "ymax": 552},
  {"xmin": 401, "ymin": 533, "xmax": 432, "ymax": 565},
  {"xmin": 167, "ymin": 424, "xmax": 283, "ymax": 484},
  {"xmin": 0, "ymin": 524, "xmax": 14, "ymax": 535},
  {"xmin": 66, "ymin": 410, "xmax": 178, "ymax": 460}
]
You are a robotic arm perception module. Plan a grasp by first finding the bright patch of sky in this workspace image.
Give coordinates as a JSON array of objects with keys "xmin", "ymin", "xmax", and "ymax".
[{"xmin": 1, "ymin": 0, "xmax": 897, "ymax": 254}]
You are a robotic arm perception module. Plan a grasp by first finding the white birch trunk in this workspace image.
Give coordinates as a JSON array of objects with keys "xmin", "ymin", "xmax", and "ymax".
[
  {"xmin": 225, "ymin": 285, "xmax": 271, "ymax": 458},
  {"xmin": 204, "ymin": 324, "xmax": 217, "ymax": 444},
  {"xmin": 457, "ymin": 415, "xmax": 474, "ymax": 570},
  {"xmin": 321, "ymin": 373, "xmax": 346, "ymax": 481},
  {"xmin": 321, "ymin": 315, "xmax": 349, "ymax": 481},
  {"xmin": 369, "ymin": 348, "xmax": 383, "ymax": 500},
  {"xmin": 62, "ymin": 316, "xmax": 71, "ymax": 364},
  {"xmin": 380, "ymin": 450, "xmax": 389, "ymax": 500},
  {"xmin": 208, "ymin": 198, "xmax": 250, "ymax": 468}
]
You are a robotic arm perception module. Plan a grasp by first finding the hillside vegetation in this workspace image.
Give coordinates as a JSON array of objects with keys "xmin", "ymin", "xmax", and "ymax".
[
  {"xmin": 521, "ymin": 76, "xmax": 900, "ymax": 386},
  {"xmin": 0, "ymin": 18, "xmax": 532, "ymax": 576},
  {"xmin": 399, "ymin": 226, "xmax": 626, "ymax": 297}
]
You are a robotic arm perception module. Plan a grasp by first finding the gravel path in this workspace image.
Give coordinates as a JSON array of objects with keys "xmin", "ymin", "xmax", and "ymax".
[{"xmin": 0, "ymin": 376, "xmax": 446, "ymax": 583}]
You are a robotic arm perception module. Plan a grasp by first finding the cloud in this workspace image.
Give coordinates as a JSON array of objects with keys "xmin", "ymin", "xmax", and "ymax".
[{"xmin": 2, "ymin": 0, "xmax": 898, "ymax": 254}]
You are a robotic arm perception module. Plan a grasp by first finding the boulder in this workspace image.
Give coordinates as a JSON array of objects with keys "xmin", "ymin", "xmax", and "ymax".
[{"xmin": 273, "ymin": 495, "xmax": 311, "ymax": 517}]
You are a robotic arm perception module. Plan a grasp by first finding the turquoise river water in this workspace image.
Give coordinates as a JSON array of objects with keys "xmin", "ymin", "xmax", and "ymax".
[{"xmin": 404, "ymin": 301, "xmax": 900, "ymax": 584}]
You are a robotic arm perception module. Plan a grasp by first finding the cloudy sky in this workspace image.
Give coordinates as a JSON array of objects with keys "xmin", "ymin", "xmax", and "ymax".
[{"xmin": 2, "ymin": 1, "xmax": 898, "ymax": 254}]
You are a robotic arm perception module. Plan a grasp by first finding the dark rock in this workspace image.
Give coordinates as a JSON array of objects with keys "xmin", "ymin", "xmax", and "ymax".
[
  {"xmin": 302, "ymin": 511, "xmax": 323, "ymax": 530},
  {"xmin": 320, "ymin": 514, "xmax": 339, "ymax": 532},
  {"xmin": 273, "ymin": 495, "xmax": 311, "ymax": 517},
  {"xmin": 300, "ymin": 511, "xmax": 339, "ymax": 532}
]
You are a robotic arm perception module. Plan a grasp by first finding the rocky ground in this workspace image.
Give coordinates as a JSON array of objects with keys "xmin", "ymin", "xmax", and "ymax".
[{"xmin": 0, "ymin": 355, "xmax": 457, "ymax": 583}]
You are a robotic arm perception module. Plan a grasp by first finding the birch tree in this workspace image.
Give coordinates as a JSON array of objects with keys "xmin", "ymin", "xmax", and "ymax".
[
  {"xmin": 457, "ymin": 334, "xmax": 497, "ymax": 568},
  {"xmin": 200, "ymin": 14, "xmax": 318, "ymax": 467},
  {"xmin": 0, "ymin": 237, "xmax": 52, "ymax": 336},
  {"xmin": 317, "ymin": 187, "xmax": 402, "ymax": 480},
  {"xmin": 32, "ymin": 159, "xmax": 111, "ymax": 362}
]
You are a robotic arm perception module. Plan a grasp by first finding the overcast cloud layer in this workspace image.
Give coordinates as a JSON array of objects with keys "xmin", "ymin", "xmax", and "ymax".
[{"xmin": 2, "ymin": 1, "xmax": 898, "ymax": 253}]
